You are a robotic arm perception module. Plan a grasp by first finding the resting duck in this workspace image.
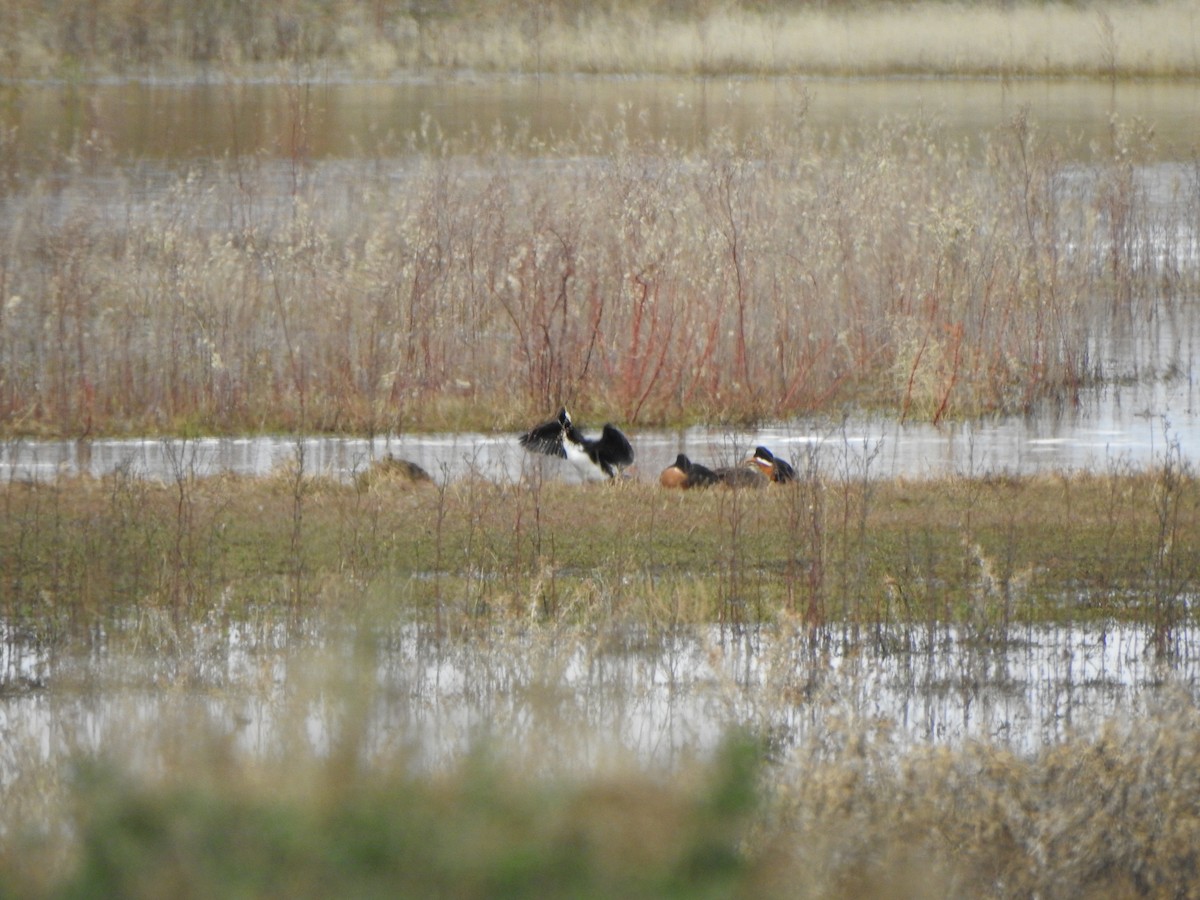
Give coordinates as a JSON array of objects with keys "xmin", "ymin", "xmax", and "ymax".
[
  {"xmin": 659, "ymin": 453, "xmax": 720, "ymax": 489},
  {"xmin": 520, "ymin": 407, "xmax": 635, "ymax": 480},
  {"xmin": 660, "ymin": 453, "xmax": 766, "ymax": 489},
  {"xmin": 745, "ymin": 445, "xmax": 796, "ymax": 483}
]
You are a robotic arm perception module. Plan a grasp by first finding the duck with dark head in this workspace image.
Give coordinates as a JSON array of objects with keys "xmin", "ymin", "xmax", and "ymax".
[
  {"xmin": 745, "ymin": 445, "xmax": 796, "ymax": 483},
  {"xmin": 659, "ymin": 453, "xmax": 719, "ymax": 489}
]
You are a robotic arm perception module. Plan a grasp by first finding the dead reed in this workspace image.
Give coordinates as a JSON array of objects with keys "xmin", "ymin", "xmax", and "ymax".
[
  {"xmin": 762, "ymin": 688, "xmax": 1200, "ymax": 898},
  {"xmin": 0, "ymin": 108, "xmax": 1189, "ymax": 437},
  {"xmin": 2, "ymin": 0, "xmax": 1197, "ymax": 79}
]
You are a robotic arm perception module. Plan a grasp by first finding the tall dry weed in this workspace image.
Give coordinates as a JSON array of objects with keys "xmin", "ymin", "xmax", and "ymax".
[
  {"xmin": 767, "ymin": 689, "xmax": 1200, "ymax": 898},
  {"xmin": 4, "ymin": 104, "xmax": 1188, "ymax": 436}
]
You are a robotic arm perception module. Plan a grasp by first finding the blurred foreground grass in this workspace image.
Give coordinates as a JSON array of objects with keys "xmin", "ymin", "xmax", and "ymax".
[
  {"xmin": 35, "ymin": 736, "xmax": 763, "ymax": 900},
  {"xmin": 4, "ymin": 689, "xmax": 1200, "ymax": 898}
]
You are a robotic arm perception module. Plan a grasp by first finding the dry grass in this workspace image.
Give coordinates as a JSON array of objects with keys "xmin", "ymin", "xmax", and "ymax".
[
  {"xmin": 1, "ymin": 0, "xmax": 1197, "ymax": 78},
  {"xmin": 467, "ymin": 2, "xmax": 1200, "ymax": 79},
  {"xmin": 0, "ymin": 106, "xmax": 1189, "ymax": 437},
  {"xmin": 3, "ymin": 456, "xmax": 1199, "ymax": 639},
  {"xmin": 762, "ymin": 689, "xmax": 1200, "ymax": 898},
  {"xmin": 1, "ymin": 4, "xmax": 1197, "ymax": 885}
]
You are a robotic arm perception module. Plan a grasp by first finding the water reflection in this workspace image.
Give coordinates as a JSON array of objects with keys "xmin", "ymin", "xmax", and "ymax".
[
  {"xmin": 4, "ymin": 77, "xmax": 1199, "ymax": 168},
  {"xmin": 3, "ymin": 619, "xmax": 1198, "ymax": 776},
  {"xmin": 3, "ymin": 75, "xmax": 1198, "ymax": 480},
  {"xmin": 4, "ymin": 75, "xmax": 1199, "ymax": 791}
]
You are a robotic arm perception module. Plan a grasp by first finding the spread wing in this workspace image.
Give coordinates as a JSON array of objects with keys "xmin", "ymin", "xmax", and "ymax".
[{"xmin": 519, "ymin": 417, "xmax": 567, "ymax": 458}]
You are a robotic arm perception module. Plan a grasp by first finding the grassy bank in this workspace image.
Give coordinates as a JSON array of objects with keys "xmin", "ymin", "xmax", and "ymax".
[
  {"xmin": 3, "ymin": 3, "xmax": 1198, "ymax": 893},
  {"xmin": 2, "ymin": 0, "xmax": 1198, "ymax": 79},
  {"xmin": 1, "ymin": 106, "xmax": 1189, "ymax": 437},
  {"xmin": 3, "ymin": 455, "xmax": 1199, "ymax": 640}
]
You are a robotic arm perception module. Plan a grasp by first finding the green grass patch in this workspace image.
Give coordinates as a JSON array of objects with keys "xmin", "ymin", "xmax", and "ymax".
[
  {"xmin": 3, "ymin": 462, "xmax": 1199, "ymax": 897},
  {"xmin": 47, "ymin": 733, "xmax": 761, "ymax": 900},
  {"xmin": 3, "ymin": 462, "xmax": 1198, "ymax": 641}
]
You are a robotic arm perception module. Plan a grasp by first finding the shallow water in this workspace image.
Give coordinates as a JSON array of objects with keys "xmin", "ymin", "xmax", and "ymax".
[
  {"xmin": 4, "ymin": 371, "xmax": 1199, "ymax": 485},
  {"xmin": 3, "ymin": 619, "xmax": 1197, "ymax": 777},
  {"xmin": 3, "ymin": 76, "xmax": 1199, "ymax": 169},
  {"xmin": 4, "ymin": 75, "xmax": 1200, "ymax": 485}
]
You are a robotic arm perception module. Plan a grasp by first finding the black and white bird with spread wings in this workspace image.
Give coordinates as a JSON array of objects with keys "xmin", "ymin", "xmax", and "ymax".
[{"xmin": 519, "ymin": 407, "xmax": 634, "ymax": 480}]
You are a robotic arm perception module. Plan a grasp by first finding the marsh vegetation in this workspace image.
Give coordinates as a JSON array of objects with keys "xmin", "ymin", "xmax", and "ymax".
[
  {"xmin": 1, "ymin": 95, "xmax": 1195, "ymax": 437},
  {"xmin": 2, "ymin": 0, "xmax": 1198, "ymax": 79},
  {"xmin": 4, "ymin": 444, "xmax": 1200, "ymax": 895},
  {"xmin": 3, "ymin": 2, "xmax": 1200, "ymax": 896}
]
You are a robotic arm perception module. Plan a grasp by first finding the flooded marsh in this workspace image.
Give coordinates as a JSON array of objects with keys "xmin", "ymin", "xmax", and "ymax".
[
  {"xmin": 4, "ymin": 464, "xmax": 1200, "ymax": 896},
  {"xmin": 3, "ymin": 42, "xmax": 1200, "ymax": 895},
  {"xmin": 3, "ymin": 76, "xmax": 1200, "ymax": 437},
  {"xmin": 5, "ymin": 463, "xmax": 1200, "ymax": 735}
]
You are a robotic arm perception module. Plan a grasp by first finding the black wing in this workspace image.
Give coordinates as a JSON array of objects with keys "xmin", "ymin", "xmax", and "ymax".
[
  {"xmin": 519, "ymin": 415, "xmax": 567, "ymax": 458},
  {"xmin": 596, "ymin": 424, "xmax": 635, "ymax": 468}
]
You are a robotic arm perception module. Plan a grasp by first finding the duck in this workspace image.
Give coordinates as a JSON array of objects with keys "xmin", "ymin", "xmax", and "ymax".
[
  {"xmin": 520, "ymin": 407, "xmax": 635, "ymax": 480},
  {"xmin": 659, "ymin": 453, "xmax": 721, "ymax": 489},
  {"xmin": 660, "ymin": 453, "xmax": 766, "ymax": 490},
  {"xmin": 745, "ymin": 445, "xmax": 796, "ymax": 483}
]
